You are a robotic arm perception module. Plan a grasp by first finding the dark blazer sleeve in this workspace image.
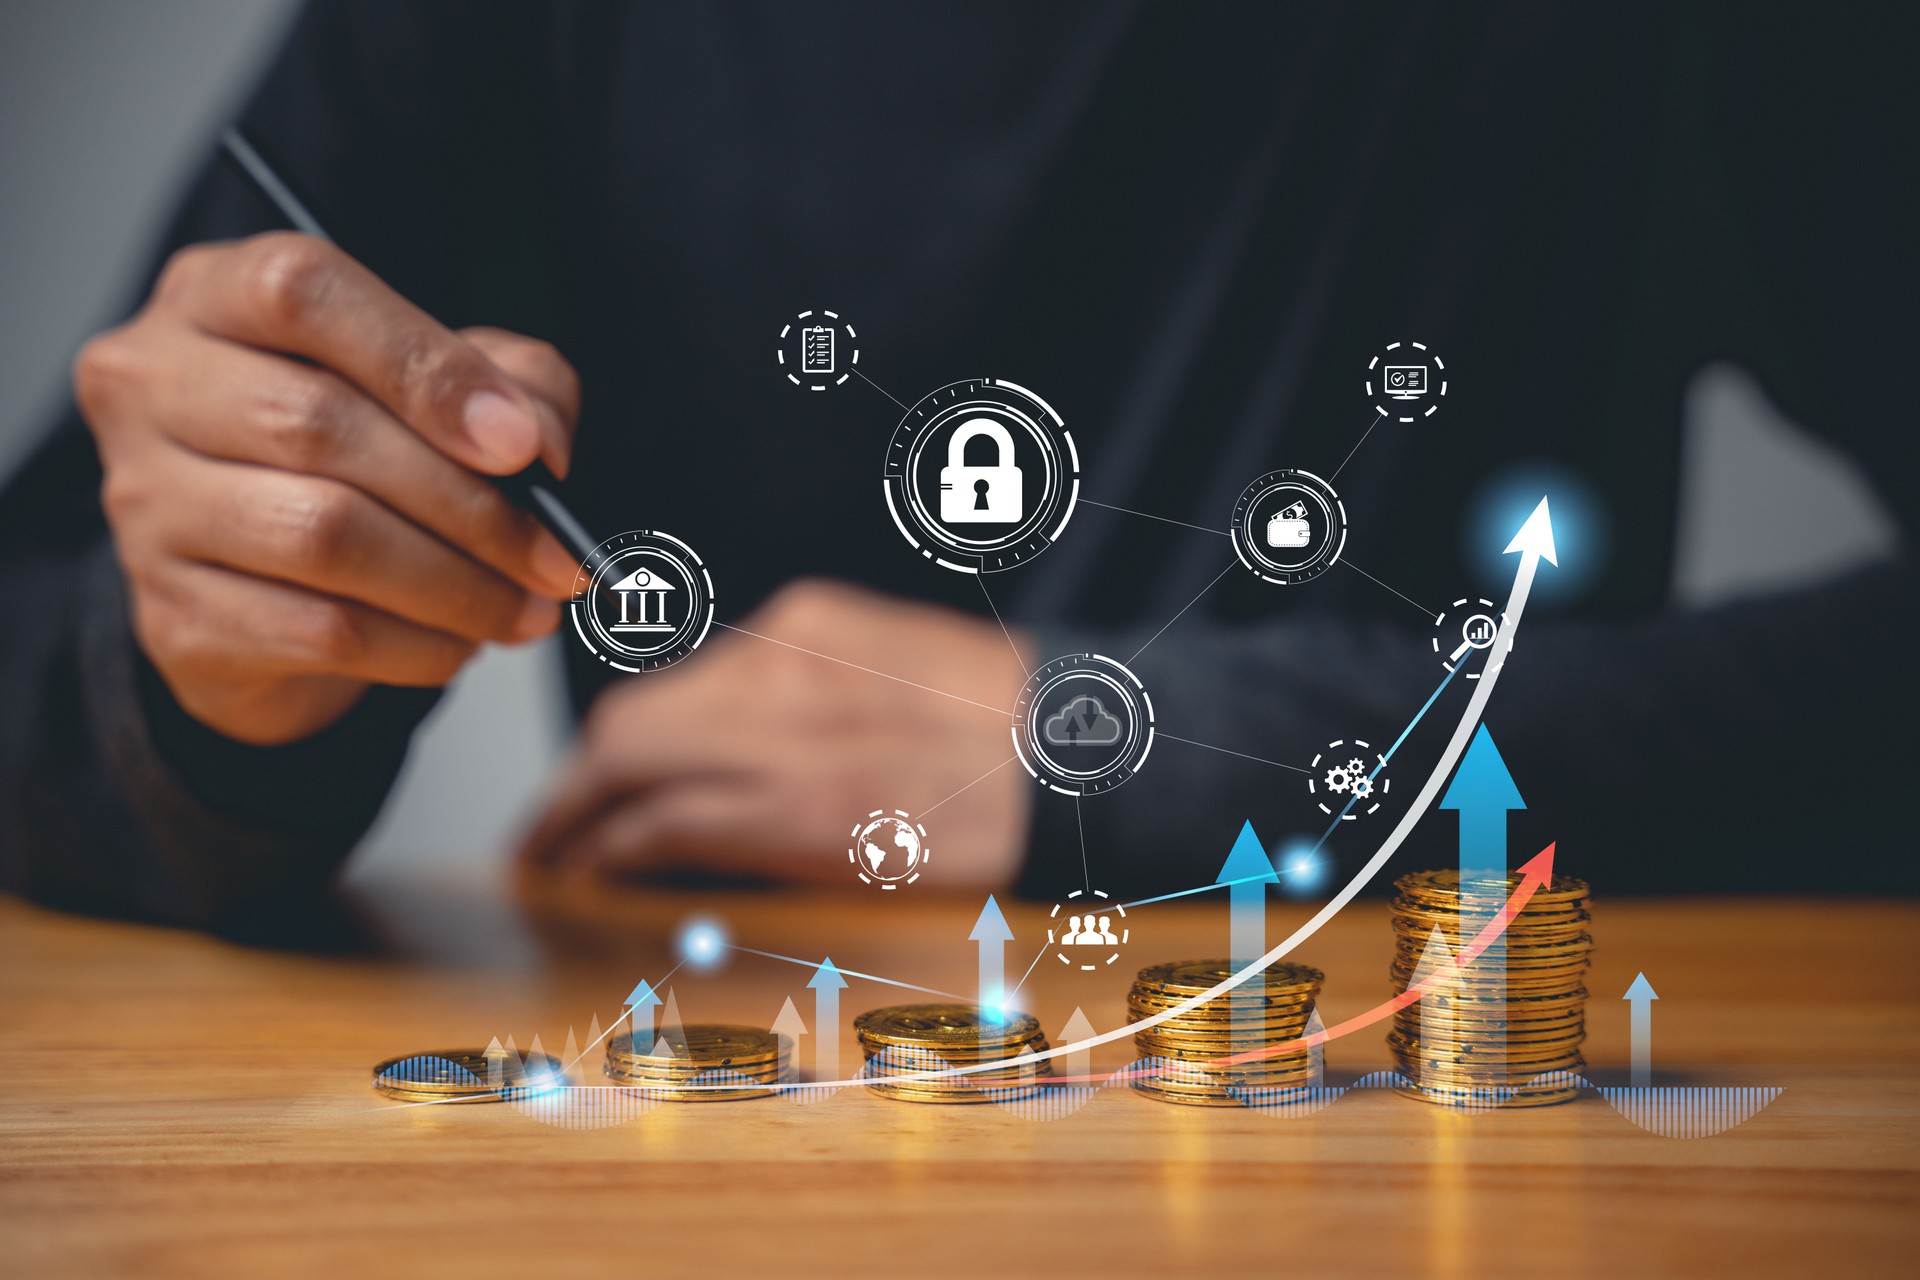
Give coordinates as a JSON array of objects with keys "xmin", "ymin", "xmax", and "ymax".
[{"xmin": 0, "ymin": 0, "xmax": 546, "ymax": 926}]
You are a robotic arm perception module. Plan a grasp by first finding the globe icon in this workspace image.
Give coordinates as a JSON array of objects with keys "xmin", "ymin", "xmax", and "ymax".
[{"xmin": 855, "ymin": 815, "xmax": 923, "ymax": 883}]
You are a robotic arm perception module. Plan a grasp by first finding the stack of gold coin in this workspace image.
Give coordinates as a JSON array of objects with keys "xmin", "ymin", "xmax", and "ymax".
[
  {"xmin": 1126, "ymin": 959, "xmax": 1325, "ymax": 1106},
  {"xmin": 1388, "ymin": 868, "xmax": 1593, "ymax": 1107},
  {"xmin": 603, "ymin": 1025, "xmax": 793, "ymax": 1101},
  {"xmin": 853, "ymin": 1004, "xmax": 1053, "ymax": 1103},
  {"xmin": 371, "ymin": 1047, "xmax": 565, "ymax": 1103}
]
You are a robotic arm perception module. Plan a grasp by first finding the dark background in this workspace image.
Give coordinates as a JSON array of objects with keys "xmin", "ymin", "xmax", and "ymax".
[{"xmin": 0, "ymin": 1, "xmax": 1903, "ymax": 887}]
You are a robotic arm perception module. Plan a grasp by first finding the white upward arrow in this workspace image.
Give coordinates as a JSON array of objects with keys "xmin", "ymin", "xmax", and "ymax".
[
  {"xmin": 1302, "ymin": 1005, "xmax": 1326, "ymax": 1088},
  {"xmin": 1057, "ymin": 1007, "xmax": 1096, "ymax": 1083},
  {"xmin": 770, "ymin": 997, "xmax": 809, "ymax": 1081}
]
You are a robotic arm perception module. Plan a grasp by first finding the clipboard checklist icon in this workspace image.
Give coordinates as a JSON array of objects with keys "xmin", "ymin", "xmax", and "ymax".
[
  {"xmin": 801, "ymin": 325, "xmax": 835, "ymax": 375},
  {"xmin": 776, "ymin": 309, "xmax": 859, "ymax": 390}
]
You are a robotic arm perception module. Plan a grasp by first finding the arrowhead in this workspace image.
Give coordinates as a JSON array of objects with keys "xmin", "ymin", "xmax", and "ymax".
[
  {"xmin": 807, "ymin": 957, "xmax": 849, "ymax": 990},
  {"xmin": 771, "ymin": 996, "xmax": 809, "ymax": 1041},
  {"xmin": 1215, "ymin": 819, "xmax": 1279, "ymax": 886},
  {"xmin": 484, "ymin": 1036, "xmax": 507, "ymax": 1060},
  {"xmin": 1059, "ymin": 1006, "xmax": 1097, "ymax": 1044},
  {"xmin": 1517, "ymin": 841, "xmax": 1557, "ymax": 884},
  {"xmin": 968, "ymin": 894, "xmax": 1015, "ymax": 943},
  {"xmin": 1624, "ymin": 972, "xmax": 1659, "ymax": 1002},
  {"xmin": 624, "ymin": 978, "xmax": 661, "ymax": 1009},
  {"xmin": 647, "ymin": 989, "xmax": 686, "ymax": 1059},
  {"xmin": 1303, "ymin": 1005, "xmax": 1328, "ymax": 1063},
  {"xmin": 1439, "ymin": 725, "xmax": 1526, "ymax": 813},
  {"xmin": 1502, "ymin": 495, "xmax": 1558, "ymax": 566}
]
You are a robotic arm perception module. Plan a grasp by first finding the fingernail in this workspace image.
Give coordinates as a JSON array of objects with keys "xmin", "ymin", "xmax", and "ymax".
[
  {"xmin": 463, "ymin": 389, "xmax": 540, "ymax": 471},
  {"xmin": 533, "ymin": 533, "xmax": 582, "ymax": 597},
  {"xmin": 512, "ymin": 594, "xmax": 560, "ymax": 642}
]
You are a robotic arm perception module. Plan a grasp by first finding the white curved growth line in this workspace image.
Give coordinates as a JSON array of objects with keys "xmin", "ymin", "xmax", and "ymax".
[{"xmin": 520, "ymin": 502, "xmax": 1556, "ymax": 1098}]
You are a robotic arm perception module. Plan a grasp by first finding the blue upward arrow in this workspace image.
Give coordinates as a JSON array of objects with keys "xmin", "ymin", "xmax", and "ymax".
[
  {"xmin": 1216, "ymin": 820, "xmax": 1279, "ymax": 967},
  {"xmin": 807, "ymin": 959, "xmax": 848, "ymax": 1080},
  {"xmin": 624, "ymin": 978, "xmax": 663, "ymax": 1054},
  {"xmin": 970, "ymin": 895, "xmax": 1015, "ymax": 1024},
  {"xmin": 1439, "ymin": 726, "xmax": 1524, "ymax": 1091},
  {"xmin": 1439, "ymin": 725, "xmax": 1526, "ymax": 881},
  {"xmin": 1624, "ymin": 972, "xmax": 1659, "ymax": 1087},
  {"xmin": 1217, "ymin": 821, "xmax": 1279, "ymax": 1049},
  {"xmin": 806, "ymin": 958, "xmax": 848, "ymax": 992}
]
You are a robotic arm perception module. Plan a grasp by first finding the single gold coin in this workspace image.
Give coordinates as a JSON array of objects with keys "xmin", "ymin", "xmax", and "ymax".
[
  {"xmin": 1395, "ymin": 867, "xmax": 1591, "ymax": 904},
  {"xmin": 1392, "ymin": 1079, "xmax": 1584, "ymax": 1108},
  {"xmin": 605, "ymin": 1025, "xmax": 788, "ymax": 1067},
  {"xmin": 1391, "ymin": 916, "xmax": 1593, "ymax": 945},
  {"xmin": 858, "ymin": 1039, "xmax": 1050, "ymax": 1071},
  {"xmin": 865, "ymin": 1080, "xmax": 1048, "ymax": 1103},
  {"xmin": 1126, "ymin": 1006, "xmax": 1316, "ymax": 1034},
  {"xmin": 1126, "ymin": 990, "xmax": 1317, "ymax": 1017},
  {"xmin": 1132, "ymin": 959, "xmax": 1324, "ymax": 998},
  {"xmin": 606, "ymin": 1062, "xmax": 790, "ymax": 1084}
]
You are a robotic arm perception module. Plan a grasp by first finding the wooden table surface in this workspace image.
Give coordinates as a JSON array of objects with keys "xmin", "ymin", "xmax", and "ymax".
[{"xmin": 3, "ymin": 869, "xmax": 1916, "ymax": 1278}]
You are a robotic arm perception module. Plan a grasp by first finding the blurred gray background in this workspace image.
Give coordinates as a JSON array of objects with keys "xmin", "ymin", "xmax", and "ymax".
[{"xmin": 0, "ymin": 1, "xmax": 1898, "ymax": 872}]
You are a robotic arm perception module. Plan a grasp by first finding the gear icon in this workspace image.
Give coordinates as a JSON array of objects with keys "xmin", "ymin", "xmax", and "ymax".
[
  {"xmin": 1346, "ymin": 757, "xmax": 1366, "ymax": 776},
  {"xmin": 1323, "ymin": 765, "xmax": 1353, "ymax": 794},
  {"xmin": 1349, "ymin": 773, "xmax": 1375, "ymax": 800}
]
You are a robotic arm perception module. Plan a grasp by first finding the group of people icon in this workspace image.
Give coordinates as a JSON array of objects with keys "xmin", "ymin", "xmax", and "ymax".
[{"xmin": 1061, "ymin": 914, "xmax": 1119, "ymax": 946}]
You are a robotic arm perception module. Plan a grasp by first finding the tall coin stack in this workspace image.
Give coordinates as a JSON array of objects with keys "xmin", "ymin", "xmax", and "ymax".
[
  {"xmin": 1388, "ymin": 868, "xmax": 1593, "ymax": 1107},
  {"xmin": 853, "ymin": 1004, "xmax": 1053, "ymax": 1103},
  {"xmin": 603, "ymin": 1025, "xmax": 793, "ymax": 1101},
  {"xmin": 1126, "ymin": 960, "xmax": 1325, "ymax": 1106}
]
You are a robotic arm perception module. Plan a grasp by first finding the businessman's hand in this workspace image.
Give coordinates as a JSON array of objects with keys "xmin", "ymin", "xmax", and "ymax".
[
  {"xmin": 75, "ymin": 232, "xmax": 582, "ymax": 745},
  {"xmin": 517, "ymin": 580, "xmax": 1032, "ymax": 889}
]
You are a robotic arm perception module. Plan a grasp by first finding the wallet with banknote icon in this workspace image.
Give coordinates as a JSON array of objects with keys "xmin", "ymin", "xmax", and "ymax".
[{"xmin": 1266, "ymin": 501, "xmax": 1311, "ymax": 548}]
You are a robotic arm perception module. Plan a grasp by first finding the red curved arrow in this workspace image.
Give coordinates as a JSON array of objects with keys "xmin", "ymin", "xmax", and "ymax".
[
  {"xmin": 1038, "ymin": 842, "xmax": 1558, "ymax": 1085},
  {"xmin": 1206, "ymin": 841, "xmax": 1557, "ymax": 1068}
]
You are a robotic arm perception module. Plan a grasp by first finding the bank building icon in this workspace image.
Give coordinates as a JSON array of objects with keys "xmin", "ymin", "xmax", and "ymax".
[{"xmin": 608, "ymin": 564, "xmax": 677, "ymax": 633}]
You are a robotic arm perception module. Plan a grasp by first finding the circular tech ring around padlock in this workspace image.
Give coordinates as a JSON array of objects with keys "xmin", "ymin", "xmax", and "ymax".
[{"xmin": 882, "ymin": 377, "xmax": 1080, "ymax": 574}]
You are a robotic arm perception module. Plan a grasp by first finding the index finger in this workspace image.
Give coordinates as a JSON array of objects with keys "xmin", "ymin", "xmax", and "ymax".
[{"xmin": 169, "ymin": 232, "xmax": 566, "ymax": 475}]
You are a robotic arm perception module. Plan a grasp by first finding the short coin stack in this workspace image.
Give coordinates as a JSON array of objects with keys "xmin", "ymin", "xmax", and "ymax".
[
  {"xmin": 603, "ymin": 1025, "xmax": 793, "ymax": 1101},
  {"xmin": 853, "ymin": 1003, "xmax": 1053, "ymax": 1102},
  {"xmin": 1126, "ymin": 959, "xmax": 1325, "ymax": 1106},
  {"xmin": 371, "ymin": 1047, "xmax": 564, "ymax": 1104},
  {"xmin": 1388, "ymin": 868, "xmax": 1594, "ymax": 1107}
]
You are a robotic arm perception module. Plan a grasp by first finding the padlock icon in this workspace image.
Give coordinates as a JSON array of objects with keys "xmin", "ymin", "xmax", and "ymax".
[
  {"xmin": 939, "ymin": 419, "xmax": 1024, "ymax": 523},
  {"xmin": 1266, "ymin": 501, "xmax": 1311, "ymax": 548}
]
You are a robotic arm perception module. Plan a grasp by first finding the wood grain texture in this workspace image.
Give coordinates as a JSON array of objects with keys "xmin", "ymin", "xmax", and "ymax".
[{"xmin": 2, "ymin": 870, "xmax": 1916, "ymax": 1279}]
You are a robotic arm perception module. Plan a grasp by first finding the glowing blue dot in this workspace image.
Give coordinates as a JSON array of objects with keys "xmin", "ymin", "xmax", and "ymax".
[
  {"xmin": 1274, "ymin": 835, "xmax": 1329, "ymax": 899},
  {"xmin": 675, "ymin": 915, "xmax": 731, "ymax": 973}
]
